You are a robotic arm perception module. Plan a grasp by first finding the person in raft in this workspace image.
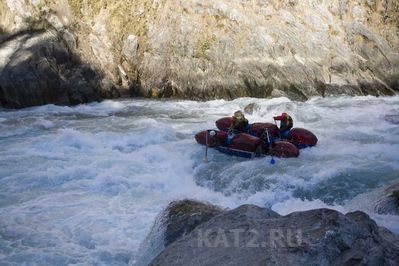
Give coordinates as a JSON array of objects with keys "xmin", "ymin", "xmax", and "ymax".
[
  {"xmin": 274, "ymin": 112, "xmax": 293, "ymax": 138},
  {"xmin": 229, "ymin": 110, "xmax": 249, "ymax": 133}
]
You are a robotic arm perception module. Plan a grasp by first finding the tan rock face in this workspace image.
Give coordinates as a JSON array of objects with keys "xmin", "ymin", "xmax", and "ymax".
[{"xmin": 1, "ymin": 0, "xmax": 398, "ymax": 106}]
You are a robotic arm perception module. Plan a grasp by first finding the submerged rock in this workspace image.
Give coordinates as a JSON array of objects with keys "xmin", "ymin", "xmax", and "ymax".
[
  {"xmin": 244, "ymin": 103, "xmax": 260, "ymax": 115},
  {"xmin": 147, "ymin": 200, "xmax": 399, "ymax": 266}
]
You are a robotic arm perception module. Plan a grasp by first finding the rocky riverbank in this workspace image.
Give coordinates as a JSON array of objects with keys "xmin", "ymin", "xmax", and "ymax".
[
  {"xmin": 133, "ymin": 199, "xmax": 399, "ymax": 266},
  {"xmin": 1, "ymin": 0, "xmax": 399, "ymax": 108}
]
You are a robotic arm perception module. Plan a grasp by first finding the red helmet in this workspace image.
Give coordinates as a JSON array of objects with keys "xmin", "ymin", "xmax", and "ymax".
[{"xmin": 281, "ymin": 112, "xmax": 288, "ymax": 117}]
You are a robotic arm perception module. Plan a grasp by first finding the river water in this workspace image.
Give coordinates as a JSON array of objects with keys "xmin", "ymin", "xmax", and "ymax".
[{"xmin": 0, "ymin": 96, "xmax": 398, "ymax": 265}]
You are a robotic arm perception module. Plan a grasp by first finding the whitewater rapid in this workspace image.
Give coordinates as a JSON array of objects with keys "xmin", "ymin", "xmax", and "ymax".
[{"xmin": 0, "ymin": 96, "xmax": 398, "ymax": 265}]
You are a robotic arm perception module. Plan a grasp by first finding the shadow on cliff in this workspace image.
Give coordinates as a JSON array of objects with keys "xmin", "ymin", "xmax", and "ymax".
[
  {"xmin": 0, "ymin": 28, "xmax": 46, "ymax": 49},
  {"xmin": 0, "ymin": 23, "xmax": 104, "ymax": 109}
]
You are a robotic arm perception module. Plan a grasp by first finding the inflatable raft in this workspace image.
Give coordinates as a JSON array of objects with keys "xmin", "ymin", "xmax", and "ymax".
[{"xmin": 195, "ymin": 117, "xmax": 318, "ymax": 159}]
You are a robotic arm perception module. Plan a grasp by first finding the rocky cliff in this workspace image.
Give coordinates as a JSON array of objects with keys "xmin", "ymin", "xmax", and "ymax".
[{"xmin": 1, "ymin": 0, "xmax": 398, "ymax": 108}]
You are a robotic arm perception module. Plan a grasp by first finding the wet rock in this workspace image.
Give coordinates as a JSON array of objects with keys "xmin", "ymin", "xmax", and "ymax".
[
  {"xmin": 375, "ymin": 182, "xmax": 399, "ymax": 216},
  {"xmin": 132, "ymin": 200, "xmax": 222, "ymax": 266},
  {"xmin": 244, "ymin": 103, "xmax": 260, "ymax": 115},
  {"xmin": 163, "ymin": 199, "xmax": 223, "ymax": 246},
  {"xmin": 148, "ymin": 200, "xmax": 399, "ymax": 266}
]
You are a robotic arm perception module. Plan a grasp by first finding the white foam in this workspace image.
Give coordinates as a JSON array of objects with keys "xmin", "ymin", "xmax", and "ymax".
[
  {"xmin": 0, "ymin": 95, "xmax": 398, "ymax": 264},
  {"xmin": 272, "ymin": 198, "xmax": 346, "ymax": 215}
]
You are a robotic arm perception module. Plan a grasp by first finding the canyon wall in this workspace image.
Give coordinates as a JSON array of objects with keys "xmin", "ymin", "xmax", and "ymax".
[{"xmin": 1, "ymin": 0, "xmax": 398, "ymax": 107}]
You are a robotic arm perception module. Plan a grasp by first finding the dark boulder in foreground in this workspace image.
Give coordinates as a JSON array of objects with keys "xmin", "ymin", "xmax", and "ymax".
[
  {"xmin": 132, "ymin": 200, "xmax": 223, "ymax": 266},
  {"xmin": 145, "ymin": 200, "xmax": 399, "ymax": 266},
  {"xmin": 163, "ymin": 199, "xmax": 223, "ymax": 247}
]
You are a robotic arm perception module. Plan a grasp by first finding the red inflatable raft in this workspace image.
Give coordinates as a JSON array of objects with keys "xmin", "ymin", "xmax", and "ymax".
[
  {"xmin": 288, "ymin": 128, "xmax": 318, "ymax": 148},
  {"xmin": 195, "ymin": 117, "xmax": 317, "ymax": 159},
  {"xmin": 195, "ymin": 130, "xmax": 299, "ymax": 158},
  {"xmin": 216, "ymin": 117, "xmax": 279, "ymax": 138},
  {"xmin": 215, "ymin": 117, "xmax": 318, "ymax": 148}
]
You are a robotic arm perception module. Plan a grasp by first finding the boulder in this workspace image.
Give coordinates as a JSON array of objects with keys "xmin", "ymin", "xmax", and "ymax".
[
  {"xmin": 132, "ymin": 200, "xmax": 222, "ymax": 266},
  {"xmin": 163, "ymin": 199, "xmax": 223, "ymax": 246},
  {"xmin": 148, "ymin": 201, "xmax": 399, "ymax": 266}
]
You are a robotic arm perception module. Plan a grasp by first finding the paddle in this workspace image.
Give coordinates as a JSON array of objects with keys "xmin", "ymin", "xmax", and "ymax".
[
  {"xmin": 204, "ymin": 130, "xmax": 216, "ymax": 163},
  {"xmin": 273, "ymin": 118, "xmax": 281, "ymax": 139},
  {"xmin": 265, "ymin": 129, "xmax": 276, "ymax": 165},
  {"xmin": 204, "ymin": 130, "xmax": 209, "ymax": 163}
]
